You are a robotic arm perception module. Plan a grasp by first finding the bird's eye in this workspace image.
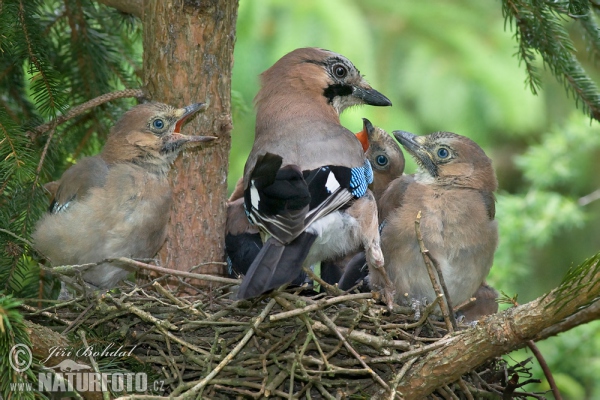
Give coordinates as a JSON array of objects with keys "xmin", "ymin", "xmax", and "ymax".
[
  {"xmin": 153, "ymin": 119, "xmax": 165, "ymax": 130},
  {"xmin": 437, "ymin": 148, "xmax": 449, "ymax": 158},
  {"xmin": 376, "ymin": 154, "xmax": 388, "ymax": 166},
  {"xmin": 332, "ymin": 64, "xmax": 347, "ymax": 78}
]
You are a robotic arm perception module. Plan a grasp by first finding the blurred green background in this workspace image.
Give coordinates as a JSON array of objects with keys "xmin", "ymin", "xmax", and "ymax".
[
  {"xmin": 229, "ymin": 1, "xmax": 600, "ymax": 398},
  {"xmin": 2, "ymin": 0, "xmax": 599, "ymax": 397}
]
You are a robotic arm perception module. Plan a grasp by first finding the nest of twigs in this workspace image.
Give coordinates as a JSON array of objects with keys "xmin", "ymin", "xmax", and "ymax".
[{"xmin": 21, "ymin": 259, "xmax": 540, "ymax": 399}]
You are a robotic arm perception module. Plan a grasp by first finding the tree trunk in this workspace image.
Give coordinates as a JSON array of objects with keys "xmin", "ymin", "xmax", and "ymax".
[{"xmin": 142, "ymin": 0, "xmax": 238, "ymax": 276}]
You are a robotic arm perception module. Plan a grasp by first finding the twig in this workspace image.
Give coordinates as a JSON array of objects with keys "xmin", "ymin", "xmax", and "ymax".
[
  {"xmin": 414, "ymin": 211, "xmax": 456, "ymax": 332},
  {"xmin": 26, "ymin": 89, "xmax": 146, "ymax": 140},
  {"xmin": 427, "ymin": 250, "xmax": 457, "ymax": 328},
  {"xmin": 579, "ymin": 188, "xmax": 600, "ymax": 206},
  {"xmin": 269, "ymin": 292, "xmax": 373, "ymax": 322},
  {"xmin": 381, "ymin": 296, "xmax": 441, "ymax": 330},
  {"xmin": 316, "ymin": 310, "xmax": 391, "ymax": 393},
  {"xmin": 104, "ymin": 292, "xmax": 178, "ymax": 331},
  {"xmin": 302, "ymin": 265, "xmax": 343, "ymax": 295},
  {"xmin": 78, "ymin": 329, "xmax": 110, "ymax": 400},
  {"xmin": 0, "ymin": 228, "xmax": 35, "ymax": 248},
  {"xmin": 152, "ymin": 281, "xmax": 208, "ymax": 318},
  {"xmin": 311, "ymin": 321, "xmax": 409, "ymax": 350},
  {"xmin": 458, "ymin": 378, "xmax": 475, "ymax": 400},
  {"xmin": 62, "ymin": 301, "xmax": 96, "ymax": 335},
  {"xmin": 180, "ymin": 298, "xmax": 278, "ymax": 398},
  {"xmin": 109, "ymin": 257, "xmax": 237, "ymax": 285},
  {"xmin": 19, "ymin": 303, "xmax": 72, "ymax": 325},
  {"xmin": 526, "ymin": 340, "xmax": 563, "ymax": 400},
  {"xmin": 368, "ymin": 338, "xmax": 452, "ymax": 363},
  {"xmin": 389, "ymin": 357, "xmax": 417, "ymax": 399}
]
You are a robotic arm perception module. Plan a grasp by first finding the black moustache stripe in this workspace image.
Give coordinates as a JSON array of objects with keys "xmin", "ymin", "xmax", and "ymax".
[{"xmin": 323, "ymin": 83, "xmax": 353, "ymax": 104}]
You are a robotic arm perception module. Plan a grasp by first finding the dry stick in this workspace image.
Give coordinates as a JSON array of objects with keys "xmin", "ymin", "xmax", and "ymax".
[
  {"xmin": 180, "ymin": 297, "xmax": 278, "ymax": 398},
  {"xmin": 311, "ymin": 321, "xmax": 409, "ymax": 351},
  {"xmin": 368, "ymin": 338, "xmax": 451, "ymax": 363},
  {"xmin": 457, "ymin": 378, "xmax": 475, "ymax": 400},
  {"xmin": 78, "ymin": 330, "xmax": 110, "ymax": 400},
  {"xmin": 414, "ymin": 211, "xmax": 456, "ymax": 332},
  {"xmin": 269, "ymin": 292, "xmax": 373, "ymax": 322},
  {"xmin": 426, "ymin": 247, "xmax": 458, "ymax": 330},
  {"xmin": 104, "ymin": 292, "xmax": 178, "ymax": 331},
  {"xmin": 26, "ymin": 88, "xmax": 146, "ymax": 140},
  {"xmin": 302, "ymin": 266, "xmax": 344, "ymax": 295},
  {"xmin": 381, "ymin": 296, "xmax": 441, "ymax": 330},
  {"xmin": 152, "ymin": 281, "xmax": 208, "ymax": 318},
  {"xmin": 109, "ymin": 257, "xmax": 237, "ymax": 285},
  {"xmin": 18, "ymin": 303, "xmax": 72, "ymax": 325},
  {"xmin": 444, "ymin": 384, "xmax": 461, "ymax": 400},
  {"xmin": 526, "ymin": 340, "xmax": 563, "ymax": 400},
  {"xmin": 315, "ymin": 309, "xmax": 391, "ymax": 393},
  {"xmin": 388, "ymin": 357, "xmax": 418, "ymax": 400},
  {"xmin": 273, "ymin": 295, "xmax": 332, "ymax": 370},
  {"xmin": 62, "ymin": 301, "xmax": 96, "ymax": 335},
  {"xmin": 505, "ymin": 296, "xmax": 563, "ymax": 400},
  {"xmin": 453, "ymin": 297, "xmax": 476, "ymax": 313}
]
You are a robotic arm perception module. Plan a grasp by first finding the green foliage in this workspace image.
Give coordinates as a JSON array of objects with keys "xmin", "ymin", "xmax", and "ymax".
[
  {"xmin": 230, "ymin": 0, "xmax": 547, "ymax": 189},
  {"xmin": 0, "ymin": 0, "xmax": 142, "ymax": 298},
  {"xmin": 1, "ymin": 0, "xmax": 599, "ymax": 396},
  {"xmin": 516, "ymin": 115, "xmax": 600, "ymax": 192},
  {"xmin": 490, "ymin": 114, "xmax": 599, "ymax": 291},
  {"xmin": 502, "ymin": 0, "xmax": 600, "ymax": 120},
  {"xmin": 511, "ymin": 320, "xmax": 600, "ymax": 399},
  {"xmin": 0, "ymin": 295, "xmax": 41, "ymax": 399}
]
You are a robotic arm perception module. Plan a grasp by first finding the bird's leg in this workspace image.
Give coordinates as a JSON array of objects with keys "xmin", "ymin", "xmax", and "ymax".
[{"xmin": 346, "ymin": 190, "xmax": 395, "ymax": 309}]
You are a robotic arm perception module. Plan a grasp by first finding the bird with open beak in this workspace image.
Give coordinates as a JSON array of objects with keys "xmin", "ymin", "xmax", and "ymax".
[{"xmin": 33, "ymin": 101, "xmax": 215, "ymax": 289}]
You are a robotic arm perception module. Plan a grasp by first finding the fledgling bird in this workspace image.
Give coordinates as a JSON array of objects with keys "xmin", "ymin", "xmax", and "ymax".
[
  {"xmin": 236, "ymin": 47, "xmax": 393, "ymax": 300},
  {"xmin": 378, "ymin": 130, "xmax": 498, "ymax": 308},
  {"xmin": 354, "ymin": 118, "xmax": 405, "ymax": 202},
  {"xmin": 334, "ymin": 118, "xmax": 406, "ymax": 291},
  {"xmin": 457, "ymin": 282, "xmax": 499, "ymax": 322},
  {"xmin": 32, "ymin": 102, "xmax": 215, "ymax": 289}
]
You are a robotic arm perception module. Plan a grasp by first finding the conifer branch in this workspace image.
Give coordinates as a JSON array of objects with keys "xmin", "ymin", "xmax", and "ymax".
[
  {"xmin": 26, "ymin": 89, "xmax": 146, "ymax": 141},
  {"xmin": 94, "ymin": 0, "xmax": 143, "ymax": 19}
]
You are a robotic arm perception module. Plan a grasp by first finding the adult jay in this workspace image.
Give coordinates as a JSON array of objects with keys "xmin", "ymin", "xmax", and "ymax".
[{"xmin": 236, "ymin": 47, "xmax": 393, "ymax": 300}]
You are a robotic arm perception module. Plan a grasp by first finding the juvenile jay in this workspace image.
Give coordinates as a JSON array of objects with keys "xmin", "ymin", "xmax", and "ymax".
[
  {"xmin": 335, "ymin": 118, "xmax": 406, "ymax": 290},
  {"xmin": 32, "ymin": 102, "xmax": 215, "ymax": 289},
  {"xmin": 378, "ymin": 130, "xmax": 498, "ymax": 308},
  {"xmin": 236, "ymin": 47, "xmax": 393, "ymax": 300},
  {"xmin": 354, "ymin": 118, "xmax": 405, "ymax": 202}
]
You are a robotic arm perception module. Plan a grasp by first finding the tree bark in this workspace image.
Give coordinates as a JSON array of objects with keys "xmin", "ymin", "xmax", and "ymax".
[{"xmin": 142, "ymin": 0, "xmax": 238, "ymax": 276}]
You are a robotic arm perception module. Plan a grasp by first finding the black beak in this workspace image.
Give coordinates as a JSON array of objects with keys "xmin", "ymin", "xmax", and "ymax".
[
  {"xmin": 181, "ymin": 102, "xmax": 207, "ymax": 119},
  {"xmin": 353, "ymin": 86, "xmax": 392, "ymax": 107},
  {"xmin": 393, "ymin": 130, "xmax": 420, "ymax": 151},
  {"xmin": 362, "ymin": 118, "xmax": 376, "ymax": 139},
  {"xmin": 393, "ymin": 130, "xmax": 438, "ymax": 177}
]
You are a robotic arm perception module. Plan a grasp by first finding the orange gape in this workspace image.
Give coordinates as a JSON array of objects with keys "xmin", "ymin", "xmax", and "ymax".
[{"xmin": 355, "ymin": 126, "xmax": 369, "ymax": 152}]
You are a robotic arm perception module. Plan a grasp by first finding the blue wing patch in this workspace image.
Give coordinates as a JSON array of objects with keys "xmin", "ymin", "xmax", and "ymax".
[{"xmin": 349, "ymin": 159, "xmax": 373, "ymax": 198}]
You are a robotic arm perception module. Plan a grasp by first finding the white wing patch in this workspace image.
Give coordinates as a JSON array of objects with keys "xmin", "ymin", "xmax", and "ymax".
[
  {"xmin": 325, "ymin": 171, "xmax": 340, "ymax": 193},
  {"xmin": 250, "ymin": 180, "xmax": 260, "ymax": 210}
]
